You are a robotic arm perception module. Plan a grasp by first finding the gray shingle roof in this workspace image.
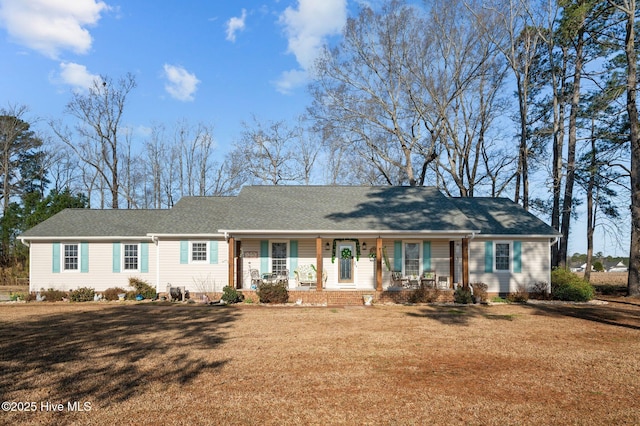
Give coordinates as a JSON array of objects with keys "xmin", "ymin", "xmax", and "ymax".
[
  {"xmin": 20, "ymin": 209, "xmax": 169, "ymax": 238},
  {"xmin": 452, "ymin": 197, "xmax": 559, "ymax": 236},
  {"xmin": 152, "ymin": 196, "xmax": 235, "ymax": 235},
  {"xmin": 224, "ymin": 185, "xmax": 478, "ymax": 232},
  {"xmin": 20, "ymin": 186, "xmax": 559, "ymax": 239}
]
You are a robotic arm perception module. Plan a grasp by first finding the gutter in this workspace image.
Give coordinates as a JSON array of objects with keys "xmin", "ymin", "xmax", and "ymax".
[
  {"xmin": 21, "ymin": 235, "xmax": 156, "ymax": 242},
  {"xmin": 217, "ymin": 229, "xmax": 481, "ymax": 238}
]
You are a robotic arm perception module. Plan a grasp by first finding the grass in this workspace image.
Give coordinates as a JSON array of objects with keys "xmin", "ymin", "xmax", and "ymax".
[{"xmin": 1, "ymin": 299, "xmax": 640, "ymax": 425}]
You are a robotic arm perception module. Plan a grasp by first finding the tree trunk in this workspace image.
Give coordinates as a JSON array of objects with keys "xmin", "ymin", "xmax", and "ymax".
[
  {"xmin": 558, "ymin": 27, "xmax": 585, "ymax": 269},
  {"xmin": 622, "ymin": 0, "xmax": 640, "ymax": 296}
]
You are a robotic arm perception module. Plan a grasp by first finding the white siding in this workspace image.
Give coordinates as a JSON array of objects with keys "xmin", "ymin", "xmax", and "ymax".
[
  {"xmin": 157, "ymin": 239, "xmax": 229, "ymax": 293},
  {"xmin": 469, "ymin": 238, "xmax": 551, "ymax": 294},
  {"xmin": 29, "ymin": 241, "xmax": 157, "ymax": 293}
]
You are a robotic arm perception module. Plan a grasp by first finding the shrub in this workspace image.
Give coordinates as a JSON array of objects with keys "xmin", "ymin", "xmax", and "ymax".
[
  {"xmin": 471, "ymin": 282, "xmax": 488, "ymax": 304},
  {"xmin": 103, "ymin": 287, "xmax": 128, "ymax": 301},
  {"xmin": 128, "ymin": 277, "xmax": 156, "ymax": 299},
  {"xmin": 507, "ymin": 284, "xmax": 529, "ymax": 303},
  {"xmin": 221, "ymin": 285, "xmax": 243, "ymax": 304},
  {"xmin": 125, "ymin": 291, "xmax": 137, "ymax": 301},
  {"xmin": 551, "ymin": 269, "xmax": 594, "ymax": 302},
  {"xmin": 69, "ymin": 287, "xmax": 95, "ymax": 302},
  {"xmin": 257, "ymin": 282, "xmax": 289, "ymax": 304},
  {"xmin": 38, "ymin": 288, "xmax": 67, "ymax": 302},
  {"xmin": 454, "ymin": 287, "xmax": 473, "ymax": 304},
  {"xmin": 9, "ymin": 292, "xmax": 28, "ymax": 301},
  {"xmin": 530, "ymin": 281, "xmax": 551, "ymax": 300},
  {"xmin": 409, "ymin": 286, "xmax": 440, "ymax": 303}
]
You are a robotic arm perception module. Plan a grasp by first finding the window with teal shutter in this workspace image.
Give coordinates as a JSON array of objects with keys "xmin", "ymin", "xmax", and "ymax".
[
  {"xmin": 423, "ymin": 241, "xmax": 431, "ymax": 271},
  {"xmin": 485, "ymin": 241, "xmax": 493, "ymax": 273},
  {"xmin": 52, "ymin": 242, "xmax": 60, "ymax": 273},
  {"xmin": 210, "ymin": 241, "xmax": 218, "ymax": 264},
  {"xmin": 513, "ymin": 241, "xmax": 522, "ymax": 273},
  {"xmin": 394, "ymin": 241, "xmax": 402, "ymax": 271},
  {"xmin": 260, "ymin": 240, "xmax": 269, "ymax": 273},
  {"xmin": 112, "ymin": 242, "xmax": 121, "ymax": 272},
  {"xmin": 289, "ymin": 240, "xmax": 298, "ymax": 279},
  {"xmin": 80, "ymin": 242, "xmax": 89, "ymax": 273},
  {"xmin": 140, "ymin": 242, "xmax": 149, "ymax": 273}
]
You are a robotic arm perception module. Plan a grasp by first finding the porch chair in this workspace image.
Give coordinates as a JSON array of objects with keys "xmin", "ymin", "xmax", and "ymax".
[
  {"xmin": 275, "ymin": 269, "xmax": 289, "ymax": 286},
  {"xmin": 420, "ymin": 271, "xmax": 436, "ymax": 288},
  {"xmin": 437, "ymin": 276, "xmax": 450, "ymax": 290},
  {"xmin": 249, "ymin": 269, "xmax": 262, "ymax": 289},
  {"xmin": 391, "ymin": 271, "xmax": 409, "ymax": 288}
]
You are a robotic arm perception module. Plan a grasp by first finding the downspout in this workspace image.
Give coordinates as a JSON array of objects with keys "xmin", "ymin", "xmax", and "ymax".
[
  {"xmin": 151, "ymin": 235, "xmax": 160, "ymax": 293},
  {"xmin": 19, "ymin": 238, "xmax": 32, "ymax": 293}
]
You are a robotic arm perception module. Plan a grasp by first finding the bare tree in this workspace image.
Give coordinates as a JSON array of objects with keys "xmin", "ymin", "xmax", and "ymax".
[
  {"xmin": 54, "ymin": 73, "xmax": 137, "ymax": 209},
  {"xmin": 309, "ymin": 0, "xmax": 437, "ymax": 186},
  {"xmin": 232, "ymin": 117, "xmax": 306, "ymax": 185}
]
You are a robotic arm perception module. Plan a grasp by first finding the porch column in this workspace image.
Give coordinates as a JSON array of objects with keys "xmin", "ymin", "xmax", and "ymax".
[
  {"xmin": 376, "ymin": 237, "xmax": 383, "ymax": 291},
  {"xmin": 449, "ymin": 241, "xmax": 455, "ymax": 289},
  {"xmin": 462, "ymin": 237, "xmax": 469, "ymax": 288},
  {"xmin": 228, "ymin": 236, "xmax": 235, "ymax": 289},
  {"xmin": 316, "ymin": 237, "xmax": 323, "ymax": 291},
  {"xmin": 235, "ymin": 241, "xmax": 242, "ymax": 289}
]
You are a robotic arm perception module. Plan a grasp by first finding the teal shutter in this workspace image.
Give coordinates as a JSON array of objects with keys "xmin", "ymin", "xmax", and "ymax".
[
  {"xmin": 113, "ymin": 242, "xmax": 121, "ymax": 273},
  {"xmin": 423, "ymin": 241, "xmax": 431, "ymax": 271},
  {"xmin": 394, "ymin": 241, "xmax": 402, "ymax": 271},
  {"xmin": 210, "ymin": 241, "xmax": 218, "ymax": 264},
  {"xmin": 180, "ymin": 241, "xmax": 188, "ymax": 264},
  {"xmin": 260, "ymin": 240, "xmax": 269, "ymax": 273},
  {"xmin": 289, "ymin": 240, "xmax": 298, "ymax": 278},
  {"xmin": 140, "ymin": 242, "xmax": 149, "ymax": 273},
  {"xmin": 52, "ymin": 242, "xmax": 60, "ymax": 273},
  {"xmin": 485, "ymin": 241, "xmax": 493, "ymax": 273},
  {"xmin": 513, "ymin": 241, "xmax": 522, "ymax": 273},
  {"xmin": 80, "ymin": 242, "xmax": 89, "ymax": 273}
]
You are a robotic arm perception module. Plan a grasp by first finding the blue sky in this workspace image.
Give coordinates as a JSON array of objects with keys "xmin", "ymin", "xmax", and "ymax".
[
  {"xmin": 0, "ymin": 0, "xmax": 350, "ymax": 148},
  {"xmin": 0, "ymin": 0, "xmax": 629, "ymax": 256}
]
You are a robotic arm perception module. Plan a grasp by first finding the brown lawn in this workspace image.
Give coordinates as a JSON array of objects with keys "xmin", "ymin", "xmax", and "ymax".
[{"xmin": 1, "ymin": 299, "xmax": 639, "ymax": 425}]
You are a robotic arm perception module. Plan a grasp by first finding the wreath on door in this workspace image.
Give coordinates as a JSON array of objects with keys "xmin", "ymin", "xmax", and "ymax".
[
  {"xmin": 331, "ymin": 239, "xmax": 361, "ymax": 263},
  {"xmin": 341, "ymin": 248, "xmax": 352, "ymax": 259}
]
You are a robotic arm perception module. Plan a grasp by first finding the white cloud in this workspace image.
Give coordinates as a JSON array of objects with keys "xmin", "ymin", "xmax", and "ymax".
[
  {"xmin": 277, "ymin": 0, "xmax": 346, "ymax": 92},
  {"xmin": 274, "ymin": 69, "xmax": 308, "ymax": 95},
  {"xmin": 0, "ymin": 0, "xmax": 109, "ymax": 59},
  {"xmin": 58, "ymin": 62, "xmax": 100, "ymax": 90},
  {"xmin": 225, "ymin": 8, "xmax": 247, "ymax": 42},
  {"xmin": 163, "ymin": 64, "xmax": 200, "ymax": 102}
]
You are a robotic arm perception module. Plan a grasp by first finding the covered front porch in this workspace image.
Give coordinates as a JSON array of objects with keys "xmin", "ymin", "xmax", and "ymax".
[{"xmin": 225, "ymin": 235, "xmax": 472, "ymax": 292}]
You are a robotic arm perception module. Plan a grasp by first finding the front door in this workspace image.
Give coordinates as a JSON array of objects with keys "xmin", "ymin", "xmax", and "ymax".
[{"xmin": 338, "ymin": 242, "xmax": 355, "ymax": 285}]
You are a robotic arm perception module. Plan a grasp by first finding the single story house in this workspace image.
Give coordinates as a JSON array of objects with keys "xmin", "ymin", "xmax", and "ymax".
[{"xmin": 19, "ymin": 186, "xmax": 560, "ymax": 299}]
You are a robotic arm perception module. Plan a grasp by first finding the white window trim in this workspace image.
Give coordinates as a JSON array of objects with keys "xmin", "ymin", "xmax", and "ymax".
[
  {"xmin": 190, "ymin": 241, "xmax": 209, "ymax": 264},
  {"xmin": 122, "ymin": 242, "xmax": 141, "ymax": 272},
  {"xmin": 269, "ymin": 240, "xmax": 289, "ymax": 273},
  {"xmin": 62, "ymin": 242, "xmax": 80, "ymax": 273},
  {"xmin": 494, "ymin": 241, "xmax": 512, "ymax": 273},
  {"xmin": 402, "ymin": 240, "xmax": 422, "ymax": 279}
]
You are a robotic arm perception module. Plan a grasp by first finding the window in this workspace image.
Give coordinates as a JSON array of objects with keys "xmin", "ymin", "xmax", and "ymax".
[
  {"xmin": 271, "ymin": 242, "xmax": 287, "ymax": 274},
  {"xmin": 123, "ymin": 244, "xmax": 139, "ymax": 271},
  {"xmin": 64, "ymin": 244, "xmax": 79, "ymax": 271},
  {"xmin": 404, "ymin": 242, "xmax": 420, "ymax": 277},
  {"xmin": 191, "ymin": 242, "xmax": 208, "ymax": 262},
  {"xmin": 495, "ymin": 243, "xmax": 510, "ymax": 271}
]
